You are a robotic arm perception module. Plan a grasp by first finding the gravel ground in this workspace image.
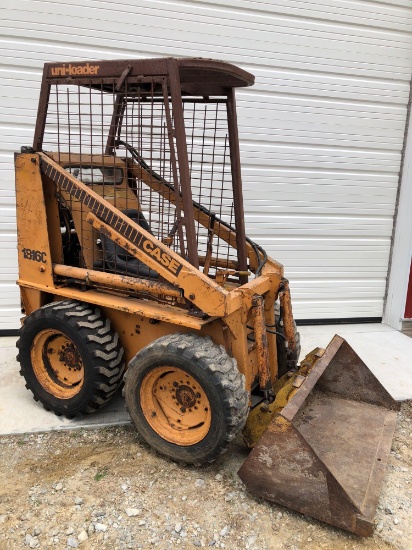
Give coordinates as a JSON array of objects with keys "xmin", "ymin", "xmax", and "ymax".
[{"xmin": 0, "ymin": 401, "xmax": 410, "ymax": 550}]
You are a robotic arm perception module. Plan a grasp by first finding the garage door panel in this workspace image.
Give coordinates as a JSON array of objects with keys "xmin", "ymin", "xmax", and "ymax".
[
  {"xmin": 244, "ymin": 187, "xmax": 398, "ymax": 204},
  {"xmin": 1, "ymin": 20, "xmax": 411, "ymax": 83},
  {"xmin": 287, "ymin": 269, "xmax": 389, "ymax": 282},
  {"xmin": 245, "ymin": 202, "xmax": 396, "ymax": 216},
  {"xmin": 240, "ymin": 130, "xmax": 402, "ymax": 151},
  {"xmin": 4, "ymin": 3, "xmax": 412, "ymax": 64},
  {"xmin": 251, "ymin": 70, "xmax": 411, "ymax": 105},
  {"xmin": 0, "ymin": 0, "xmax": 411, "ymax": 327},
  {"xmin": 293, "ymin": 300, "xmax": 385, "ymax": 319}
]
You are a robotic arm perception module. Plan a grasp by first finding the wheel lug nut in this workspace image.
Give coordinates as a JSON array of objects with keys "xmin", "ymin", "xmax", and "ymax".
[{"xmin": 180, "ymin": 407, "xmax": 186, "ymax": 413}]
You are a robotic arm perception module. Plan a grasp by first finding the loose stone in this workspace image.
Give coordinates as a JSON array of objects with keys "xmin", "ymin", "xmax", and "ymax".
[
  {"xmin": 125, "ymin": 508, "xmax": 140, "ymax": 517},
  {"xmin": 78, "ymin": 530, "xmax": 88, "ymax": 542},
  {"xmin": 220, "ymin": 526, "xmax": 229, "ymax": 537}
]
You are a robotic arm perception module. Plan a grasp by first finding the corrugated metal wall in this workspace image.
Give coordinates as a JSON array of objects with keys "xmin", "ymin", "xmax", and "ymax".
[{"xmin": 1, "ymin": 0, "xmax": 412, "ymax": 329}]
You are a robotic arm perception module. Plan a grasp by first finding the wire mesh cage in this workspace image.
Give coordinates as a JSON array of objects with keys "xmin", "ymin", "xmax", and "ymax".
[{"xmin": 40, "ymin": 66, "xmax": 248, "ymax": 290}]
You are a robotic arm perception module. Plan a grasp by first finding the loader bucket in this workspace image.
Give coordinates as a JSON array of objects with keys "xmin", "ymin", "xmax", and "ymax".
[{"xmin": 238, "ymin": 335, "xmax": 399, "ymax": 537}]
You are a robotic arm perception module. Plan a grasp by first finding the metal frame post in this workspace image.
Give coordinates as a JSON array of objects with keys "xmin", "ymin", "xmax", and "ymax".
[
  {"xmin": 167, "ymin": 59, "xmax": 199, "ymax": 269},
  {"xmin": 33, "ymin": 66, "xmax": 51, "ymax": 151},
  {"xmin": 227, "ymin": 88, "xmax": 248, "ymax": 284}
]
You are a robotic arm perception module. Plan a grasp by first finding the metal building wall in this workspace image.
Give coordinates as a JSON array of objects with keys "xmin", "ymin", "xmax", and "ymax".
[{"xmin": 1, "ymin": 0, "xmax": 412, "ymax": 329}]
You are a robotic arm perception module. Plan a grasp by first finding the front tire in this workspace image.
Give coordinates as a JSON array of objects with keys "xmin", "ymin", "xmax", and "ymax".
[
  {"xmin": 124, "ymin": 333, "xmax": 249, "ymax": 465},
  {"xmin": 17, "ymin": 300, "xmax": 125, "ymax": 417}
]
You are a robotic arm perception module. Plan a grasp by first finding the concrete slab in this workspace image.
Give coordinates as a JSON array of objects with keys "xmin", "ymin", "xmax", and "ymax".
[
  {"xmin": 299, "ymin": 324, "xmax": 412, "ymax": 401},
  {"xmin": 0, "ymin": 337, "xmax": 130, "ymax": 435},
  {"xmin": 0, "ymin": 323, "xmax": 411, "ymax": 435}
]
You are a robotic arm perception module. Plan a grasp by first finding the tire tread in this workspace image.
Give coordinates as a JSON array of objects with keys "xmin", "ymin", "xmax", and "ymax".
[
  {"xmin": 124, "ymin": 332, "xmax": 249, "ymax": 465},
  {"xmin": 16, "ymin": 300, "xmax": 125, "ymax": 418}
]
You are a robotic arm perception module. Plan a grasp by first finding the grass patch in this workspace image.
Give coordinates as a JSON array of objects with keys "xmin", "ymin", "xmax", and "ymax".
[{"xmin": 94, "ymin": 466, "xmax": 108, "ymax": 482}]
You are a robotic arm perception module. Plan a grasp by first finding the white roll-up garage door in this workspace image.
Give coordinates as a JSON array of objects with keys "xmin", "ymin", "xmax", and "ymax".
[{"xmin": 1, "ymin": 0, "xmax": 412, "ymax": 329}]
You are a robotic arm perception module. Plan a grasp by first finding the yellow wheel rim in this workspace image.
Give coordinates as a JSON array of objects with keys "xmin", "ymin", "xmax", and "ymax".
[
  {"xmin": 140, "ymin": 366, "xmax": 212, "ymax": 446},
  {"xmin": 31, "ymin": 329, "xmax": 84, "ymax": 399}
]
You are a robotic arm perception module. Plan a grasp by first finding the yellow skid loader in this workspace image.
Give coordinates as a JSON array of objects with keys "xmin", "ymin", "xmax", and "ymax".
[{"xmin": 14, "ymin": 57, "xmax": 398, "ymax": 536}]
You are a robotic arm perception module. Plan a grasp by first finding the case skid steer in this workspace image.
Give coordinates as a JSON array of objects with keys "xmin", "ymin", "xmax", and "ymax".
[{"xmin": 14, "ymin": 57, "xmax": 399, "ymax": 536}]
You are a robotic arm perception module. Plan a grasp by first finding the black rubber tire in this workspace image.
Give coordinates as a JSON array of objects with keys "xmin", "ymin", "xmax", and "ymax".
[
  {"xmin": 275, "ymin": 302, "xmax": 301, "ymax": 377},
  {"xmin": 16, "ymin": 300, "xmax": 125, "ymax": 417},
  {"xmin": 123, "ymin": 333, "xmax": 249, "ymax": 465}
]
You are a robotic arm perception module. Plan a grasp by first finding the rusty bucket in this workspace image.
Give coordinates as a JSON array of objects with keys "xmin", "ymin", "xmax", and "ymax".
[{"xmin": 238, "ymin": 335, "xmax": 399, "ymax": 536}]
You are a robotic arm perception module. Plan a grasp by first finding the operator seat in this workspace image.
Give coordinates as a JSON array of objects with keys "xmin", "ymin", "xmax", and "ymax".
[{"xmin": 99, "ymin": 209, "xmax": 159, "ymax": 279}]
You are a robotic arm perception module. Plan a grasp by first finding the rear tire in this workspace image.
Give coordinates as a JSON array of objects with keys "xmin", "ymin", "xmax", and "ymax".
[
  {"xmin": 17, "ymin": 300, "xmax": 125, "ymax": 417},
  {"xmin": 124, "ymin": 333, "xmax": 249, "ymax": 465}
]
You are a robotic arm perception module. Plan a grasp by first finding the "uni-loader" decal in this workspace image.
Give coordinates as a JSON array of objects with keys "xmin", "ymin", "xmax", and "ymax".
[{"xmin": 50, "ymin": 63, "xmax": 100, "ymax": 77}]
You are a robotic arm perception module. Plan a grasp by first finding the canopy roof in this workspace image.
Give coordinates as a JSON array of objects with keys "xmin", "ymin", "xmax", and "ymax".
[{"xmin": 44, "ymin": 57, "xmax": 255, "ymax": 96}]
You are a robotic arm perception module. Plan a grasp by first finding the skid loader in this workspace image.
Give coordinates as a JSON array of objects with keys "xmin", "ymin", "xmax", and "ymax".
[{"xmin": 14, "ymin": 57, "xmax": 399, "ymax": 536}]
